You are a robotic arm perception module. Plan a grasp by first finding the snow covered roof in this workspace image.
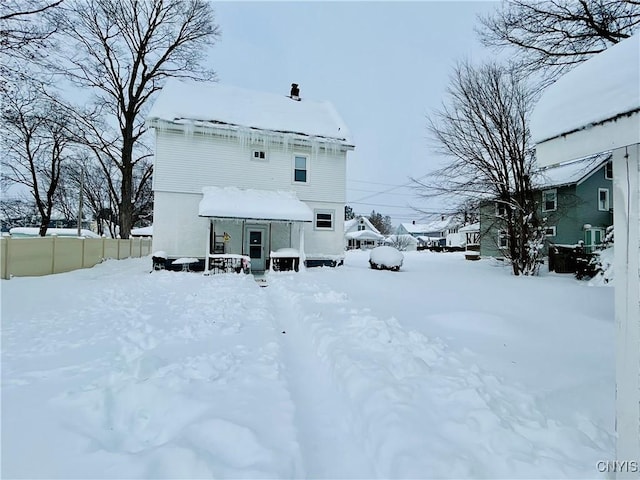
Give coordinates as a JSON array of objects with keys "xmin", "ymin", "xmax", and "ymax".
[
  {"xmin": 345, "ymin": 230, "xmax": 384, "ymax": 240},
  {"xmin": 148, "ymin": 79, "xmax": 354, "ymax": 146},
  {"xmin": 531, "ymin": 34, "xmax": 640, "ymax": 144},
  {"xmin": 535, "ymin": 151, "xmax": 611, "ymax": 188},
  {"xmin": 401, "ymin": 217, "xmax": 455, "ymax": 234},
  {"xmin": 344, "ymin": 216, "xmax": 381, "ymax": 235},
  {"xmin": 131, "ymin": 226, "xmax": 153, "ymax": 236},
  {"xmin": 9, "ymin": 227, "xmax": 100, "ymax": 238},
  {"xmin": 198, "ymin": 187, "xmax": 313, "ymax": 222},
  {"xmin": 459, "ymin": 223, "xmax": 480, "ymax": 233}
]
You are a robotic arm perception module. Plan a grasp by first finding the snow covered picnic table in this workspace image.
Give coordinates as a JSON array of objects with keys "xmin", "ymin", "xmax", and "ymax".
[{"xmin": 1, "ymin": 251, "xmax": 615, "ymax": 478}]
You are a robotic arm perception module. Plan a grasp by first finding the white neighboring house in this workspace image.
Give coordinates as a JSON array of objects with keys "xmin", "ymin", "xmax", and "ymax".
[
  {"xmin": 344, "ymin": 216, "xmax": 384, "ymax": 250},
  {"xmin": 530, "ymin": 34, "xmax": 639, "ymax": 476},
  {"xmin": 147, "ymin": 80, "xmax": 355, "ymax": 272},
  {"xmin": 397, "ymin": 217, "xmax": 459, "ymax": 248},
  {"xmin": 459, "ymin": 223, "xmax": 480, "ymax": 251}
]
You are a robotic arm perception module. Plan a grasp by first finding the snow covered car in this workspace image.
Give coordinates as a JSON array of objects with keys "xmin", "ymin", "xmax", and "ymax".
[{"xmin": 369, "ymin": 246, "xmax": 404, "ymax": 271}]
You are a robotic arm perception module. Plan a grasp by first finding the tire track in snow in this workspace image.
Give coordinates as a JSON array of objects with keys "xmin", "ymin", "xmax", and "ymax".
[{"xmin": 264, "ymin": 278, "xmax": 377, "ymax": 479}]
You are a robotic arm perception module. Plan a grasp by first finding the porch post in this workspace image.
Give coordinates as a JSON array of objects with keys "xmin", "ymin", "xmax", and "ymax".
[
  {"xmin": 204, "ymin": 219, "xmax": 212, "ymax": 274},
  {"xmin": 613, "ymin": 144, "xmax": 640, "ymax": 474},
  {"xmin": 298, "ymin": 222, "xmax": 306, "ymax": 271}
]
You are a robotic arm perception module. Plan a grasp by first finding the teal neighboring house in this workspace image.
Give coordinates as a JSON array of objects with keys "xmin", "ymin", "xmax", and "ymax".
[{"xmin": 479, "ymin": 151, "xmax": 613, "ymax": 258}]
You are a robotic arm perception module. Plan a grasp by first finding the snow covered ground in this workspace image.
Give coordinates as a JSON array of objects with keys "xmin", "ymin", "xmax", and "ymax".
[{"xmin": 1, "ymin": 250, "xmax": 615, "ymax": 479}]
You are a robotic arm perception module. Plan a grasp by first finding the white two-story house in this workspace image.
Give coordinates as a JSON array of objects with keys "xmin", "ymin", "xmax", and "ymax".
[
  {"xmin": 344, "ymin": 216, "xmax": 384, "ymax": 250},
  {"xmin": 147, "ymin": 80, "xmax": 355, "ymax": 273}
]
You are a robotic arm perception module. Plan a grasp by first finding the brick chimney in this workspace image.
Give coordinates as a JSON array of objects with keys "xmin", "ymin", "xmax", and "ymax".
[{"xmin": 290, "ymin": 83, "xmax": 300, "ymax": 101}]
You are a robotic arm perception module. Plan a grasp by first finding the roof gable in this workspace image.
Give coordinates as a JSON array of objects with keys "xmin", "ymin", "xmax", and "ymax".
[
  {"xmin": 344, "ymin": 216, "xmax": 381, "ymax": 234},
  {"xmin": 535, "ymin": 151, "xmax": 611, "ymax": 188},
  {"xmin": 148, "ymin": 80, "xmax": 353, "ymax": 145}
]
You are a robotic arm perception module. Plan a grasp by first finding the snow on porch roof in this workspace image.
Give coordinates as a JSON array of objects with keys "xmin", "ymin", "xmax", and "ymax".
[
  {"xmin": 147, "ymin": 79, "xmax": 353, "ymax": 145},
  {"xmin": 198, "ymin": 187, "xmax": 313, "ymax": 222},
  {"xmin": 531, "ymin": 34, "xmax": 640, "ymax": 144}
]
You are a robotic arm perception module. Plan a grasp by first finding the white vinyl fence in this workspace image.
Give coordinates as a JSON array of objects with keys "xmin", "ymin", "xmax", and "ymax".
[{"xmin": 0, "ymin": 236, "xmax": 152, "ymax": 280}]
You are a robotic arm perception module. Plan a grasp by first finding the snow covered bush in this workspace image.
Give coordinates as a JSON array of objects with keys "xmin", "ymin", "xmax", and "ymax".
[
  {"xmin": 587, "ymin": 226, "xmax": 615, "ymax": 285},
  {"xmin": 369, "ymin": 246, "xmax": 404, "ymax": 271},
  {"xmin": 384, "ymin": 234, "xmax": 417, "ymax": 252}
]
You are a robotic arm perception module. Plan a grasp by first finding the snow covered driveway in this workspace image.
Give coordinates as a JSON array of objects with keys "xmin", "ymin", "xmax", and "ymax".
[{"xmin": 2, "ymin": 251, "xmax": 614, "ymax": 478}]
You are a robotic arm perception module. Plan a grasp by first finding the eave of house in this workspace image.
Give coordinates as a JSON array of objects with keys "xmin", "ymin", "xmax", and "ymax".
[{"xmin": 148, "ymin": 118, "xmax": 355, "ymax": 152}]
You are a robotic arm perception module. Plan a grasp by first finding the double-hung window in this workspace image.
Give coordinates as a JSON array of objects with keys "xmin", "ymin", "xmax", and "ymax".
[
  {"xmin": 314, "ymin": 210, "xmax": 334, "ymax": 230},
  {"xmin": 598, "ymin": 188, "xmax": 610, "ymax": 211},
  {"xmin": 498, "ymin": 230, "xmax": 508, "ymax": 249},
  {"xmin": 542, "ymin": 189, "xmax": 557, "ymax": 212},
  {"xmin": 294, "ymin": 155, "xmax": 308, "ymax": 183},
  {"xmin": 252, "ymin": 149, "xmax": 267, "ymax": 161},
  {"xmin": 605, "ymin": 161, "xmax": 613, "ymax": 180}
]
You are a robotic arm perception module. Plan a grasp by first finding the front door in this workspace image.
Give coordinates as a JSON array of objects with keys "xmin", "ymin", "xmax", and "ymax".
[{"xmin": 245, "ymin": 225, "xmax": 267, "ymax": 272}]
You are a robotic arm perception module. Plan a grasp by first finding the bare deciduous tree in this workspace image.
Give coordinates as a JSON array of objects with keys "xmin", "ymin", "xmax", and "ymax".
[
  {"xmin": 477, "ymin": 0, "xmax": 640, "ymax": 85},
  {"xmin": 415, "ymin": 61, "xmax": 543, "ymax": 275},
  {"xmin": 0, "ymin": 0, "xmax": 62, "ymax": 52},
  {"xmin": 0, "ymin": 0, "xmax": 63, "ymax": 94},
  {"xmin": 1, "ymin": 87, "xmax": 75, "ymax": 236},
  {"xmin": 50, "ymin": 0, "xmax": 220, "ymax": 238}
]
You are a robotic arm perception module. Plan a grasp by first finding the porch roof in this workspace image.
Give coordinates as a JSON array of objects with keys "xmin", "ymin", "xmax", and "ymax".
[
  {"xmin": 345, "ymin": 230, "xmax": 384, "ymax": 240},
  {"xmin": 198, "ymin": 187, "xmax": 313, "ymax": 222}
]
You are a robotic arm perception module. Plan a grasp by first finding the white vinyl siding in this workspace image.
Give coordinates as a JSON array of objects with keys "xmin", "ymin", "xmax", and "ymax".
[{"xmin": 153, "ymin": 130, "xmax": 346, "ymax": 203}]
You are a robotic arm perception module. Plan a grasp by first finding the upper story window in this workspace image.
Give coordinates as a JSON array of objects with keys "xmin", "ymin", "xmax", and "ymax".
[
  {"xmin": 252, "ymin": 150, "xmax": 267, "ymax": 161},
  {"xmin": 545, "ymin": 226, "xmax": 557, "ymax": 237},
  {"xmin": 496, "ymin": 202, "xmax": 506, "ymax": 217},
  {"xmin": 542, "ymin": 189, "xmax": 557, "ymax": 212},
  {"xmin": 315, "ymin": 210, "xmax": 334, "ymax": 230},
  {"xmin": 598, "ymin": 188, "xmax": 610, "ymax": 211},
  {"xmin": 498, "ymin": 230, "xmax": 509, "ymax": 249},
  {"xmin": 294, "ymin": 155, "xmax": 307, "ymax": 183},
  {"xmin": 605, "ymin": 160, "xmax": 613, "ymax": 180},
  {"xmin": 358, "ymin": 224, "xmax": 365, "ymax": 231}
]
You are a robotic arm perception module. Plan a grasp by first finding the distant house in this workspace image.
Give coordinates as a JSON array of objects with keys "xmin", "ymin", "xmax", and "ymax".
[
  {"xmin": 147, "ymin": 80, "xmax": 354, "ymax": 272},
  {"xmin": 479, "ymin": 151, "xmax": 613, "ymax": 258},
  {"xmin": 344, "ymin": 216, "xmax": 383, "ymax": 250},
  {"xmin": 397, "ymin": 217, "xmax": 459, "ymax": 248},
  {"xmin": 130, "ymin": 226, "xmax": 153, "ymax": 238},
  {"xmin": 459, "ymin": 223, "xmax": 480, "ymax": 251}
]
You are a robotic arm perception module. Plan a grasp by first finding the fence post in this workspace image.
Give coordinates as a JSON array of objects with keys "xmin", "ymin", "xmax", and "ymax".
[
  {"xmin": 51, "ymin": 235, "xmax": 56, "ymax": 275},
  {"xmin": 81, "ymin": 237, "xmax": 86, "ymax": 267},
  {"xmin": 1, "ymin": 237, "xmax": 8, "ymax": 280},
  {"xmin": 101, "ymin": 237, "xmax": 105, "ymax": 259}
]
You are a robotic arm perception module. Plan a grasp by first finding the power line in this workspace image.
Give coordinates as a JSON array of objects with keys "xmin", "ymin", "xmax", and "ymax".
[
  {"xmin": 348, "ymin": 187, "xmax": 418, "ymax": 196},
  {"xmin": 347, "ymin": 179, "xmax": 413, "ymax": 187}
]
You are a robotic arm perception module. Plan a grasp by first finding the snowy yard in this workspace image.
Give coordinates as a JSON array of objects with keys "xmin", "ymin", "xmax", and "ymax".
[{"xmin": 1, "ymin": 250, "xmax": 614, "ymax": 479}]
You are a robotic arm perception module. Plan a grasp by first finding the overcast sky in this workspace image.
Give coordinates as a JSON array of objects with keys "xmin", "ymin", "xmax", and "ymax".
[{"xmin": 208, "ymin": 1, "xmax": 498, "ymax": 225}]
